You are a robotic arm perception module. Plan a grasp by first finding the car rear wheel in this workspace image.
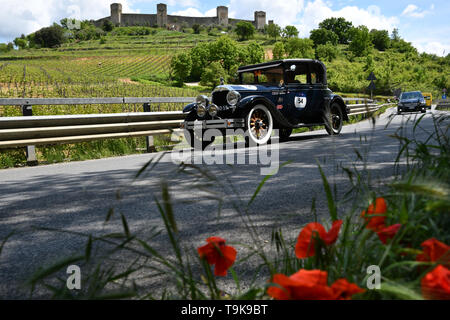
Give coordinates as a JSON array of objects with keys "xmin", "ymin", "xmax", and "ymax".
[
  {"xmin": 325, "ymin": 103, "xmax": 343, "ymax": 135},
  {"xmin": 245, "ymin": 104, "xmax": 273, "ymax": 146}
]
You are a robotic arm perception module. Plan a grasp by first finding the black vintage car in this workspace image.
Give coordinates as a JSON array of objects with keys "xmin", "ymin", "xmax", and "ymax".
[
  {"xmin": 397, "ymin": 91, "xmax": 427, "ymax": 114},
  {"xmin": 181, "ymin": 59, "xmax": 348, "ymax": 149}
]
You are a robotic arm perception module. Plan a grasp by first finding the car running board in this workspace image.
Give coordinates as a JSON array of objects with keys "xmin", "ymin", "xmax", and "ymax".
[{"xmin": 291, "ymin": 123, "xmax": 325, "ymax": 128}]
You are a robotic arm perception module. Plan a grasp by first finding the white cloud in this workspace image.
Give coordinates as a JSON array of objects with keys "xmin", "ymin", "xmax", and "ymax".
[
  {"xmin": 228, "ymin": 0, "xmax": 304, "ymax": 25},
  {"xmin": 164, "ymin": 0, "xmax": 200, "ymax": 8},
  {"xmin": 170, "ymin": 7, "xmax": 216, "ymax": 17},
  {"xmin": 0, "ymin": 0, "xmax": 135, "ymax": 42},
  {"xmin": 171, "ymin": 8, "xmax": 205, "ymax": 17},
  {"xmin": 412, "ymin": 40, "xmax": 450, "ymax": 56},
  {"xmin": 297, "ymin": 0, "xmax": 399, "ymax": 37},
  {"xmin": 401, "ymin": 4, "xmax": 432, "ymax": 18},
  {"xmin": 204, "ymin": 8, "xmax": 217, "ymax": 17}
]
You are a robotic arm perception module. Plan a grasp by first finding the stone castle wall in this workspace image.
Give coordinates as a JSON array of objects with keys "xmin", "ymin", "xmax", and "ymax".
[{"xmin": 94, "ymin": 3, "xmax": 267, "ymax": 30}]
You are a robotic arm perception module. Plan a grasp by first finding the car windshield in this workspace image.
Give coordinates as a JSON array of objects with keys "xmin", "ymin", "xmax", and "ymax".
[
  {"xmin": 401, "ymin": 92, "xmax": 423, "ymax": 100},
  {"xmin": 239, "ymin": 67, "xmax": 284, "ymax": 85}
]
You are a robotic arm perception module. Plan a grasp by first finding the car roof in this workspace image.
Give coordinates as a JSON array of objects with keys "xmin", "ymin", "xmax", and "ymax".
[
  {"xmin": 401, "ymin": 91, "xmax": 422, "ymax": 94},
  {"xmin": 237, "ymin": 59, "xmax": 325, "ymax": 73}
]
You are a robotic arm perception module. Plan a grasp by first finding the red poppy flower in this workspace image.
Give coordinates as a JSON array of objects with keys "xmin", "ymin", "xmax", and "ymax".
[
  {"xmin": 417, "ymin": 238, "xmax": 450, "ymax": 267},
  {"xmin": 361, "ymin": 197, "xmax": 387, "ymax": 231},
  {"xmin": 267, "ymin": 269, "xmax": 334, "ymax": 300},
  {"xmin": 421, "ymin": 265, "xmax": 450, "ymax": 300},
  {"xmin": 295, "ymin": 220, "xmax": 343, "ymax": 259},
  {"xmin": 330, "ymin": 278, "xmax": 365, "ymax": 300},
  {"xmin": 197, "ymin": 237, "xmax": 236, "ymax": 276},
  {"xmin": 376, "ymin": 224, "xmax": 402, "ymax": 244},
  {"xmin": 267, "ymin": 269, "xmax": 364, "ymax": 300}
]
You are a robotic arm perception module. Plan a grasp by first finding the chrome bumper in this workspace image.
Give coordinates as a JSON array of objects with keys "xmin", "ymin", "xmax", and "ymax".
[{"xmin": 181, "ymin": 119, "xmax": 245, "ymax": 130}]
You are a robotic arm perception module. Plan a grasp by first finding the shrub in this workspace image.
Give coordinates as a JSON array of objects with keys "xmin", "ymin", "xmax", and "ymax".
[
  {"xmin": 192, "ymin": 24, "xmax": 201, "ymax": 34},
  {"xmin": 272, "ymin": 41, "xmax": 285, "ymax": 60},
  {"xmin": 102, "ymin": 20, "xmax": 114, "ymax": 32},
  {"xmin": 285, "ymin": 38, "xmax": 315, "ymax": 59}
]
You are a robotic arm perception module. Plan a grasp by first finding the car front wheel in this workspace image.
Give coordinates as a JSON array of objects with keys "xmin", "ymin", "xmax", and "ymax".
[
  {"xmin": 245, "ymin": 104, "xmax": 273, "ymax": 146},
  {"xmin": 325, "ymin": 103, "xmax": 343, "ymax": 135}
]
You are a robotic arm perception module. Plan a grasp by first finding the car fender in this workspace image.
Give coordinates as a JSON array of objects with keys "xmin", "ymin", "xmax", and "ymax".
[
  {"xmin": 236, "ymin": 95, "xmax": 295, "ymax": 128},
  {"xmin": 183, "ymin": 102, "xmax": 197, "ymax": 114}
]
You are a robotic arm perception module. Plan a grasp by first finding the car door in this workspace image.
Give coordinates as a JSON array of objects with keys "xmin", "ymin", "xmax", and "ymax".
[{"xmin": 283, "ymin": 63, "xmax": 324, "ymax": 124}]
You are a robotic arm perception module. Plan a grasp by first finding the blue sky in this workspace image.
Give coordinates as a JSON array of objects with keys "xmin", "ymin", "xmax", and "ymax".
[{"xmin": 0, "ymin": 0, "xmax": 448, "ymax": 56}]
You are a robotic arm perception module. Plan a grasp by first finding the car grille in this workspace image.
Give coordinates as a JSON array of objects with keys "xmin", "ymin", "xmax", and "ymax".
[{"xmin": 212, "ymin": 90, "xmax": 228, "ymax": 107}]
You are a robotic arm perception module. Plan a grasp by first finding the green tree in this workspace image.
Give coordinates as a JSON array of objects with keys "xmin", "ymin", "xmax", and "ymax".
[
  {"xmin": 102, "ymin": 20, "xmax": 114, "ymax": 32},
  {"xmin": 33, "ymin": 25, "xmax": 65, "ymax": 48},
  {"xmin": 0, "ymin": 43, "xmax": 14, "ymax": 53},
  {"xmin": 189, "ymin": 43, "xmax": 210, "ymax": 81},
  {"xmin": 285, "ymin": 38, "xmax": 314, "ymax": 58},
  {"xmin": 319, "ymin": 17, "xmax": 353, "ymax": 44},
  {"xmin": 315, "ymin": 42, "xmax": 340, "ymax": 61},
  {"xmin": 272, "ymin": 41, "xmax": 285, "ymax": 59},
  {"xmin": 235, "ymin": 21, "xmax": 255, "ymax": 41},
  {"xmin": 391, "ymin": 28, "xmax": 400, "ymax": 41},
  {"xmin": 364, "ymin": 54, "xmax": 374, "ymax": 72},
  {"xmin": 266, "ymin": 23, "xmax": 281, "ymax": 40},
  {"xmin": 310, "ymin": 28, "xmax": 338, "ymax": 47},
  {"xmin": 245, "ymin": 42, "xmax": 265, "ymax": 64},
  {"xmin": 200, "ymin": 61, "xmax": 228, "ymax": 88},
  {"xmin": 370, "ymin": 29, "xmax": 390, "ymax": 51},
  {"xmin": 192, "ymin": 24, "xmax": 201, "ymax": 34},
  {"xmin": 208, "ymin": 36, "xmax": 238, "ymax": 72},
  {"xmin": 13, "ymin": 37, "xmax": 27, "ymax": 50},
  {"xmin": 282, "ymin": 25, "xmax": 299, "ymax": 38},
  {"xmin": 170, "ymin": 52, "xmax": 192, "ymax": 85},
  {"xmin": 349, "ymin": 26, "xmax": 372, "ymax": 56}
]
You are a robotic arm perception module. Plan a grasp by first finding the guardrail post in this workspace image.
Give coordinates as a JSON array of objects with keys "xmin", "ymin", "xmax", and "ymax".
[
  {"xmin": 22, "ymin": 104, "xmax": 38, "ymax": 166},
  {"xmin": 143, "ymin": 102, "xmax": 156, "ymax": 153}
]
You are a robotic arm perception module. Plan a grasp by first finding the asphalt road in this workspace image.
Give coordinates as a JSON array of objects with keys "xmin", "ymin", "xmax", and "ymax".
[{"xmin": 0, "ymin": 106, "xmax": 445, "ymax": 299}]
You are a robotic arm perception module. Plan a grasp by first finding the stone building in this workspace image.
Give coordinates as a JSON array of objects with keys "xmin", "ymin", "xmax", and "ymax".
[{"xmin": 94, "ymin": 3, "xmax": 268, "ymax": 30}]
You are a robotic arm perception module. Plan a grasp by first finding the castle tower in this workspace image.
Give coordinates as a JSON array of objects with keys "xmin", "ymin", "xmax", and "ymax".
[
  {"xmin": 216, "ymin": 6, "xmax": 228, "ymax": 27},
  {"xmin": 157, "ymin": 3, "xmax": 167, "ymax": 27},
  {"xmin": 110, "ymin": 3, "xmax": 122, "ymax": 25},
  {"xmin": 254, "ymin": 11, "xmax": 266, "ymax": 30}
]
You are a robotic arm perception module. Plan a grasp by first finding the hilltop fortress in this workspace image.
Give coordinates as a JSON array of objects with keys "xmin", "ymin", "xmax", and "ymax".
[{"xmin": 94, "ymin": 3, "xmax": 272, "ymax": 30}]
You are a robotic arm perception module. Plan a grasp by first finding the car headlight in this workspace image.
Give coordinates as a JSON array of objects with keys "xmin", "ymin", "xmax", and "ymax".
[
  {"xmin": 196, "ymin": 95, "xmax": 208, "ymax": 107},
  {"xmin": 208, "ymin": 104, "xmax": 218, "ymax": 117},
  {"xmin": 226, "ymin": 90, "xmax": 240, "ymax": 106},
  {"xmin": 197, "ymin": 105, "xmax": 206, "ymax": 118}
]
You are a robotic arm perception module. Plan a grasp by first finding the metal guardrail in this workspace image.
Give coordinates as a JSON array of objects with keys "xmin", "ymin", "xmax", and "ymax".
[
  {"xmin": 0, "ymin": 96, "xmax": 386, "ymax": 164},
  {"xmin": 435, "ymin": 99, "xmax": 450, "ymax": 110}
]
